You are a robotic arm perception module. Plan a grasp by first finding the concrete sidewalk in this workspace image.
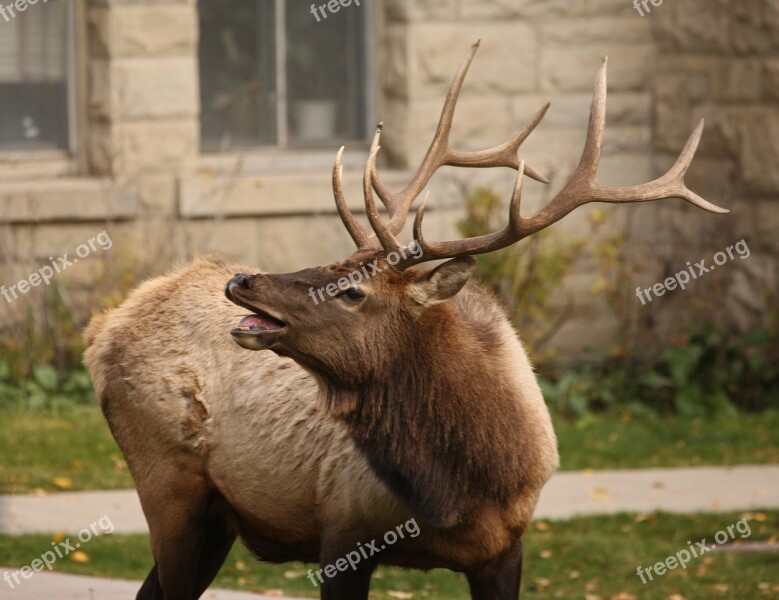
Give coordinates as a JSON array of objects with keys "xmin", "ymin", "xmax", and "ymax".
[
  {"xmin": 2, "ymin": 465, "xmax": 777, "ymax": 535},
  {"xmin": 0, "ymin": 570, "xmax": 306, "ymax": 599}
]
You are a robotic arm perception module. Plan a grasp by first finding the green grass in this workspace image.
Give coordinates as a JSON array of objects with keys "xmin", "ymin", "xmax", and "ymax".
[
  {"xmin": 0, "ymin": 406, "xmax": 133, "ymax": 494},
  {"xmin": 555, "ymin": 410, "xmax": 779, "ymax": 471},
  {"xmin": 2, "ymin": 405, "xmax": 778, "ymax": 493},
  {"xmin": 0, "ymin": 511, "xmax": 777, "ymax": 598}
]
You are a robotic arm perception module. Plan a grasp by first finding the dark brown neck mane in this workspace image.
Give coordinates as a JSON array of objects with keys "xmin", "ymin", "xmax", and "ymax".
[{"xmin": 322, "ymin": 288, "xmax": 536, "ymax": 527}]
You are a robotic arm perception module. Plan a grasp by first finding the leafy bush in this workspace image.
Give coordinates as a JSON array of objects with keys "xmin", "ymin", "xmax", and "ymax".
[
  {"xmin": 541, "ymin": 325, "xmax": 779, "ymax": 418},
  {"xmin": 0, "ymin": 360, "xmax": 96, "ymax": 411}
]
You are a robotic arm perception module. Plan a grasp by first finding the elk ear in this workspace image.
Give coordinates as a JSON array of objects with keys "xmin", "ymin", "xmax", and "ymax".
[{"xmin": 409, "ymin": 256, "xmax": 477, "ymax": 307}]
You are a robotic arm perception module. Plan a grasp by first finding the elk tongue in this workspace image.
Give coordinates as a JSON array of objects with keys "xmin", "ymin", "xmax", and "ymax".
[
  {"xmin": 231, "ymin": 313, "xmax": 286, "ymax": 351},
  {"xmin": 238, "ymin": 314, "xmax": 281, "ymax": 330}
]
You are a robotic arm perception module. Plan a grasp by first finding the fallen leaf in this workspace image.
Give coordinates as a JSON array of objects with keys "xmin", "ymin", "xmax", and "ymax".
[
  {"xmin": 534, "ymin": 577, "xmax": 550, "ymax": 588},
  {"xmin": 53, "ymin": 477, "xmax": 72, "ymax": 490},
  {"xmin": 70, "ymin": 550, "xmax": 89, "ymax": 563},
  {"xmin": 588, "ymin": 487, "xmax": 611, "ymax": 504},
  {"xmin": 540, "ymin": 550, "xmax": 552, "ymax": 559}
]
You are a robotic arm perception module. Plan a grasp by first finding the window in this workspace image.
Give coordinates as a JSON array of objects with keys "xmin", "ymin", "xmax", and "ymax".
[
  {"xmin": 0, "ymin": 0, "xmax": 72, "ymax": 150},
  {"xmin": 199, "ymin": 0, "xmax": 370, "ymax": 151}
]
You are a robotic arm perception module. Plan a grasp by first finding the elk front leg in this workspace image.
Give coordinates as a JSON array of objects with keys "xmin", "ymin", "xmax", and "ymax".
[
  {"xmin": 315, "ymin": 541, "xmax": 378, "ymax": 600},
  {"xmin": 465, "ymin": 541, "xmax": 524, "ymax": 600},
  {"xmin": 135, "ymin": 462, "xmax": 235, "ymax": 600}
]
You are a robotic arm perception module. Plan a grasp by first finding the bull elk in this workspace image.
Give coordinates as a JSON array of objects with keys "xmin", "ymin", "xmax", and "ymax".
[{"xmin": 84, "ymin": 42, "xmax": 726, "ymax": 600}]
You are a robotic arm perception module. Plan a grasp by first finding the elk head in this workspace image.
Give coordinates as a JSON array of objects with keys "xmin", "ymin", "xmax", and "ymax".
[{"xmin": 225, "ymin": 41, "xmax": 727, "ymax": 388}]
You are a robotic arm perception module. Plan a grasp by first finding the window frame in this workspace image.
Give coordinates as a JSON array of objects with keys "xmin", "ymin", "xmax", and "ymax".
[
  {"xmin": 198, "ymin": 0, "xmax": 377, "ymax": 172},
  {"xmin": 0, "ymin": 0, "xmax": 80, "ymax": 165}
]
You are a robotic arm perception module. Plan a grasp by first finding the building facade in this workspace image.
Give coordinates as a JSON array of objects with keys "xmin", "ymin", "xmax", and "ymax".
[{"xmin": 0, "ymin": 0, "xmax": 776, "ymax": 356}]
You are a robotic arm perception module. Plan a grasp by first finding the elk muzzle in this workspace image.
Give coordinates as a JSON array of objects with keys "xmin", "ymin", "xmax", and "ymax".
[{"xmin": 225, "ymin": 273, "xmax": 288, "ymax": 351}]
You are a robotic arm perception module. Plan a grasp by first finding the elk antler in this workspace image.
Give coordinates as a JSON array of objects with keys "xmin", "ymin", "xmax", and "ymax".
[
  {"xmin": 333, "ymin": 40, "xmax": 549, "ymax": 249},
  {"xmin": 390, "ymin": 56, "xmax": 729, "ymax": 268}
]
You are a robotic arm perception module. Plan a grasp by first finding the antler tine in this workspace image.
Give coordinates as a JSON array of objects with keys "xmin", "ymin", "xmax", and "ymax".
[
  {"xmin": 370, "ymin": 40, "xmax": 550, "ymax": 238},
  {"xmin": 407, "ymin": 161, "xmax": 527, "ymax": 268},
  {"xmin": 399, "ymin": 56, "xmax": 728, "ymax": 270},
  {"xmin": 519, "ymin": 57, "xmax": 728, "ymax": 234},
  {"xmin": 363, "ymin": 146, "xmax": 402, "ymax": 254},
  {"xmin": 333, "ymin": 146, "xmax": 373, "ymax": 248}
]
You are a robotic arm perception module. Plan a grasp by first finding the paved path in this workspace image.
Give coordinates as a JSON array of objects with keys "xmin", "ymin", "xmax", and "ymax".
[
  {"xmin": 2, "ymin": 465, "xmax": 777, "ymax": 535},
  {"xmin": 0, "ymin": 570, "xmax": 306, "ymax": 599},
  {"xmin": 0, "ymin": 465, "xmax": 776, "ymax": 599}
]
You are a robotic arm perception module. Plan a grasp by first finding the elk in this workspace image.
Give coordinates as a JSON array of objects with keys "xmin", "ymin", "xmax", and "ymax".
[{"xmin": 83, "ymin": 42, "xmax": 726, "ymax": 600}]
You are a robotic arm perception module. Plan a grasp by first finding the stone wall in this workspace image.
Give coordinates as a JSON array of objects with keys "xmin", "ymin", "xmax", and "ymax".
[{"xmin": 628, "ymin": 0, "xmax": 779, "ymax": 342}]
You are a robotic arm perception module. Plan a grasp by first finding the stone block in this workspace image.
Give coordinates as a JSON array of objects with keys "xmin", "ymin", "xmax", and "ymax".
[
  {"xmin": 385, "ymin": 0, "xmax": 460, "ymax": 22},
  {"xmin": 412, "ymin": 24, "xmax": 537, "ymax": 98},
  {"xmin": 540, "ymin": 44, "xmax": 654, "ymax": 93},
  {"xmin": 112, "ymin": 58, "xmax": 198, "ymax": 120},
  {"xmin": 111, "ymin": 120, "xmax": 198, "ymax": 175},
  {"xmin": 460, "ymin": 0, "xmax": 586, "ymax": 20}
]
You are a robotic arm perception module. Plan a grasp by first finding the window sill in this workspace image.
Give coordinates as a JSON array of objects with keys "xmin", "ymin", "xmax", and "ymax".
[
  {"xmin": 0, "ymin": 150, "xmax": 78, "ymax": 182},
  {"xmin": 0, "ymin": 178, "xmax": 137, "ymax": 224}
]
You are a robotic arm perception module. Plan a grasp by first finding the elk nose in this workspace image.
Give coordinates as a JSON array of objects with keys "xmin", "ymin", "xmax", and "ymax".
[
  {"xmin": 225, "ymin": 273, "xmax": 253, "ymax": 299},
  {"xmin": 232, "ymin": 273, "xmax": 253, "ymax": 289}
]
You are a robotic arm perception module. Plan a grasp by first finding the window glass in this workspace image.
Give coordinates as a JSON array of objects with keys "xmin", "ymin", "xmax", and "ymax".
[
  {"xmin": 0, "ymin": 0, "xmax": 70, "ymax": 150},
  {"xmin": 199, "ymin": 0, "xmax": 368, "ymax": 150},
  {"xmin": 286, "ymin": 3, "xmax": 366, "ymax": 145}
]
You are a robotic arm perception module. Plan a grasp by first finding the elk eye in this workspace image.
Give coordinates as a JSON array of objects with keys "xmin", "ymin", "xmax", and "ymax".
[{"xmin": 336, "ymin": 287, "xmax": 365, "ymax": 301}]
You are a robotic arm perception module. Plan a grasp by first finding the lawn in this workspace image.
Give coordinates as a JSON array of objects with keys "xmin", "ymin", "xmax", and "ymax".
[
  {"xmin": 0, "ymin": 511, "xmax": 777, "ymax": 598},
  {"xmin": 2, "ymin": 405, "xmax": 778, "ymax": 493}
]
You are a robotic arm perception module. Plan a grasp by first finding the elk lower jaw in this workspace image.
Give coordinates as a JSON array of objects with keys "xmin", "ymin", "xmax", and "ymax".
[{"xmin": 231, "ymin": 313, "xmax": 287, "ymax": 351}]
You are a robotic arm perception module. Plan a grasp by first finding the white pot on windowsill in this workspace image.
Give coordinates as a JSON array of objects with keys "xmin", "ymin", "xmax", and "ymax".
[{"xmin": 293, "ymin": 99, "xmax": 338, "ymax": 142}]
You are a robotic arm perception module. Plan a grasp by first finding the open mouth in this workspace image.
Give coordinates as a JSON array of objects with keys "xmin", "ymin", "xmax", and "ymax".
[{"xmin": 230, "ymin": 308, "xmax": 287, "ymax": 350}]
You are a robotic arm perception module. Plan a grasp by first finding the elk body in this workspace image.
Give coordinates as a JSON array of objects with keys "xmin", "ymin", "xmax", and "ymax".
[{"xmin": 84, "ymin": 43, "xmax": 726, "ymax": 600}]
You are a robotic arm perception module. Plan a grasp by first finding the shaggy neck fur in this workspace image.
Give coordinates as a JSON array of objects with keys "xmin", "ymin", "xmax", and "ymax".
[{"xmin": 321, "ymin": 288, "xmax": 537, "ymax": 528}]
